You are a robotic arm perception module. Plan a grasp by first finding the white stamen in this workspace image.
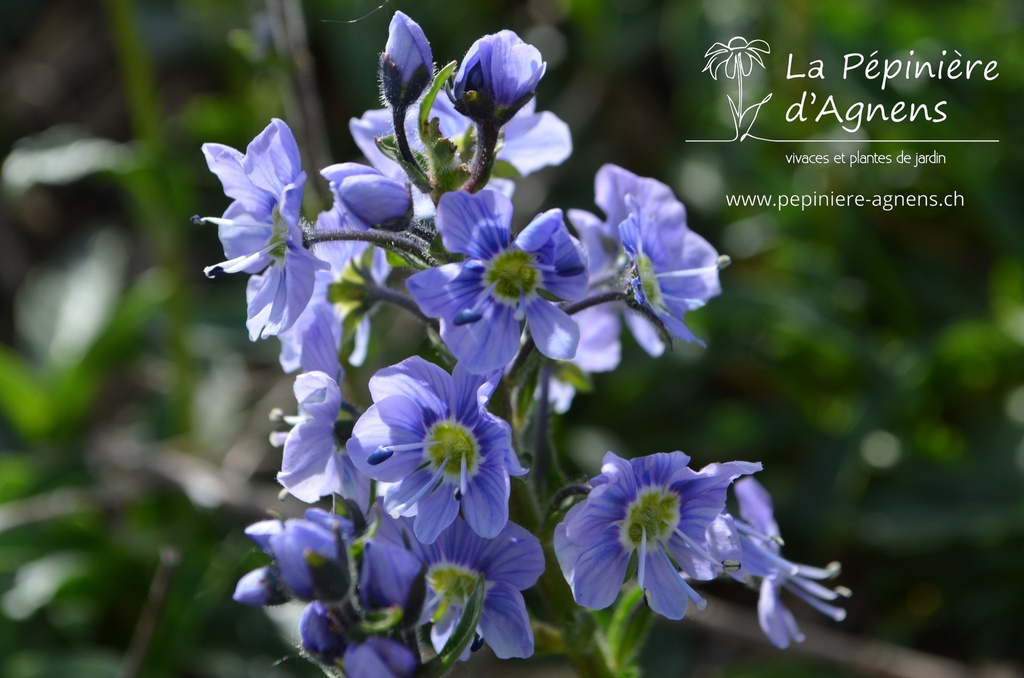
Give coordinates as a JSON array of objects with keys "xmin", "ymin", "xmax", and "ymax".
[
  {"xmin": 388, "ymin": 463, "xmax": 447, "ymax": 518},
  {"xmin": 653, "ymin": 263, "xmax": 721, "ymax": 279},
  {"xmin": 673, "ymin": 527, "xmax": 725, "ymax": 568},
  {"xmin": 637, "ymin": 526, "xmax": 648, "ymax": 591}
]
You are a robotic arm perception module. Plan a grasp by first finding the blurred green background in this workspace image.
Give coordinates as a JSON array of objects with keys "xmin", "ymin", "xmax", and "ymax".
[{"xmin": 0, "ymin": 0, "xmax": 1022, "ymax": 676}]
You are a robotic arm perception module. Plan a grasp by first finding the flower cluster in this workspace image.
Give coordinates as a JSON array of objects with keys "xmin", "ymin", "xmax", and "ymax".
[{"xmin": 198, "ymin": 11, "xmax": 847, "ymax": 676}]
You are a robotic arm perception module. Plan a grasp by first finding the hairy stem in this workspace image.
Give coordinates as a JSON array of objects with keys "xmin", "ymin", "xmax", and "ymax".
[
  {"xmin": 561, "ymin": 290, "xmax": 629, "ymax": 316},
  {"xmin": 392, "ymin": 104, "xmax": 431, "ymax": 189},
  {"xmin": 306, "ymin": 230, "xmax": 439, "ymax": 269},
  {"xmin": 463, "ymin": 121, "xmax": 500, "ymax": 193}
]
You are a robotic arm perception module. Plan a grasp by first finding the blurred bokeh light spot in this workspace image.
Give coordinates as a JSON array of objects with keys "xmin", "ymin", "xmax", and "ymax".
[{"xmin": 860, "ymin": 429, "xmax": 902, "ymax": 468}]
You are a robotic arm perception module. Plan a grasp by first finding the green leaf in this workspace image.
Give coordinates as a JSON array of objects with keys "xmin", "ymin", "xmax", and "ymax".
[
  {"xmin": 386, "ymin": 250, "xmax": 411, "ymax": 268},
  {"xmin": 605, "ymin": 584, "xmax": 652, "ymax": 672},
  {"xmin": 327, "ymin": 279, "xmax": 367, "ymax": 305},
  {"xmin": 0, "ymin": 347, "xmax": 52, "ymax": 441},
  {"xmin": 422, "ymin": 576, "xmax": 484, "ymax": 675},
  {"xmin": 417, "ymin": 61, "xmax": 458, "ymax": 139},
  {"xmin": 416, "ymin": 62, "xmax": 471, "ymax": 197}
]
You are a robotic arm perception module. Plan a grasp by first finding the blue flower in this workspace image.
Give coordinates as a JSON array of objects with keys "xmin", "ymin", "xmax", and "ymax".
[
  {"xmin": 270, "ymin": 371, "xmax": 370, "ymax": 509},
  {"xmin": 708, "ymin": 478, "xmax": 848, "ymax": 648},
  {"xmin": 200, "ymin": 119, "xmax": 327, "ymax": 340},
  {"xmin": 620, "ymin": 196, "xmax": 722, "ymax": 346},
  {"xmin": 452, "ymin": 30, "xmax": 546, "ymax": 124},
  {"xmin": 378, "ymin": 515, "xmax": 544, "ymax": 660},
  {"xmin": 405, "ymin": 190, "xmax": 588, "ymax": 374},
  {"xmin": 347, "ymin": 356, "xmax": 524, "ymax": 544},
  {"xmin": 380, "ymin": 11, "xmax": 433, "ymax": 109},
  {"xmin": 569, "ymin": 164, "xmax": 722, "ymax": 355},
  {"xmin": 243, "ymin": 510, "xmax": 354, "ymax": 602},
  {"xmin": 554, "ymin": 451, "xmax": 760, "ymax": 619},
  {"xmin": 298, "ymin": 602, "xmax": 418, "ymax": 676}
]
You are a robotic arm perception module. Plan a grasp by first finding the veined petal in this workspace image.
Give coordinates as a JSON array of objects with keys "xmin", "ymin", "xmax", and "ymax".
[
  {"xmin": 479, "ymin": 581, "xmax": 533, "ymax": 658},
  {"xmin": 643, "ymin": 544, "xmax": 704, "ymax": 620},
  {"xmin": 513, "ymin": 208, "xmax": 563, "ymax": 252},
  {"xmin": 202, "ymin": 144, "xmax": 275, "ymax": 220},
  {"xmin": 500, "ymin": 110, "xmax": 572, "ymax": 174},
  {"xmin": 460, "ymin": 460, "xmax": 509, "ymax": 538},
  {"xmin": 436, "ymin": 190, "xmax": 512, "ymax": 260},
  {"xmin": 348, "ymin": 396, "xmax": 429, "ymax": 480},
  {"xmin": 759, "ymin": 576, "xmax": 802, "ymax": 648},
  {"xmin": 411, "ymin": 479, "xmax": 460, "ymax": 544},
  {"xmin": 406, "ymin": 263, "xmax": 483, "ymax": 320},
  {"xmin": 279, "ymin": 420, "xmax": 339, "ymax": 503},
  {"xmin": 735, "ymin": 477, "xmax": 780, "ymax": 538},
  {"xmin": 475, "ymin": 520, "xmax": 544, "ymax": 589},
  {"xmin": 524, "ymin": 299, "xmax": 579, "ymax": 361},
  {"xmin": 439, "ymin": 301, "xmax": 521, "ymax": 374},
  {"xmin": 567, "ymin": 530, "xmax": 630, "ymax": 610},
  {"xmin": 368, "ymin": 356, "xmax": 453, "ymax": 420},
  {"xmin": 243, "ymin": 118, "xmax": 304, "ymax": 198},
  {"xmin": 593, "ymin": 164, "xmax": 686, "ymax": 237}
]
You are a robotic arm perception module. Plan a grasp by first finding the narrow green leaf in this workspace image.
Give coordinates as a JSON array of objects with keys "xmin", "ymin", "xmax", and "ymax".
[
  {"xmin": 418, "ymin": 61, "xmax": 458, "ymax": 139},
  {"xmin": 422, "ymin": 576, "xmax": 484, "ymax": 675},
  {"xmin": 605, "ymin": 584, "xmax": 651, "ymax": 671}
]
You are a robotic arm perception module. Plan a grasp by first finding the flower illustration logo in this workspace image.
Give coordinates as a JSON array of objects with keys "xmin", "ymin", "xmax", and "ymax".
[{"xmin": 703, "ymin": 37, "xmax": 772, "ymax": 141}]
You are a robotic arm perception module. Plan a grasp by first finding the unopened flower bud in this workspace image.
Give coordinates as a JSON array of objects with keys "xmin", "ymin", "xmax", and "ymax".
[
  {"xmin": 380, "ymin": 12, "xmax": 433, "ymax": 109},
  {"xmin": 233, "ymin": 566, "xmax": 290, "ymax": 606},
  {"xmin": 452, "ymin": 30, "xmax": 546, "ymax": 126}
]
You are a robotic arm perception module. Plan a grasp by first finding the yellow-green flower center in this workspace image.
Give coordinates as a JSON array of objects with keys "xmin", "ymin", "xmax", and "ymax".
[
  {"xmin": 486, "ymin": 249, "xmax": 538, "ymax": 302},
  {"xmin": 427, "ymin": 563, "xmax": 482, "ymax": 621},
  {"xmin": 425, "ymin": 420, "xmax": 479, "ymax": 477},
  {"xmin": 635, "ymin": 254, "xmax": 661, "ymax": 307},
  {"xmin": 622, "ymin": 487, "xmax": 680, "ymax": 549},
  {"xmin": 268, "ymin": 210, "xmax": 289, "ymax": 261}
]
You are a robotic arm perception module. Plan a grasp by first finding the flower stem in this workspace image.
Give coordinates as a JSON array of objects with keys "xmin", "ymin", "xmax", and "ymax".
[
  {"xmin": 463, "ymin": 121, "xmax": 500, "ymax": 193},
  {"xmin": 392, "ymin": 104, "xmax": 431, "ymax": 191},
  {"xmin": 365, "ymin": 282, "xmax": 431, "ymax": 324},
  {"xmin": 561, "ymin": 290, "xmax": 629, "ymax": 316},
  {"xmin": 532, "ymin": 362, "xmax": 552, "ymax": 497},
  {"xmin": 305, "ymin": 229, "xmax": 439, "ymax": 269}
]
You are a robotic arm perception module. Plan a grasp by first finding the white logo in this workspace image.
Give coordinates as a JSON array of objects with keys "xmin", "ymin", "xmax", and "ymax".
[{"xmin": 702, "ymin": 37, "xmax": 772, "ymax": 141}]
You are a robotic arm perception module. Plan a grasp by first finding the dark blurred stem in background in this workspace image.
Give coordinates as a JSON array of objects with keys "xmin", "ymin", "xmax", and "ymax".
[
  {"xmin": 103, "ymin": 0, "xmax": 195, "ymax": 438},
  {"xmin": 266, "ymin": 0, "xmax": 332, "ymax": 212},
  {"xmin": 120, "ymin": 547, "xmax": 181, "ymax": 678}
]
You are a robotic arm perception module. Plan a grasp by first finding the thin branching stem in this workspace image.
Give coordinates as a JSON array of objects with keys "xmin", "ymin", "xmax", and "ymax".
[
  {"xmin": 306, "ymin": 230, "xmax": 439, "ymax": 268},
  {"xmin": 365, "ymin": 282, "xmax": 432, "ymax": 325}
]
